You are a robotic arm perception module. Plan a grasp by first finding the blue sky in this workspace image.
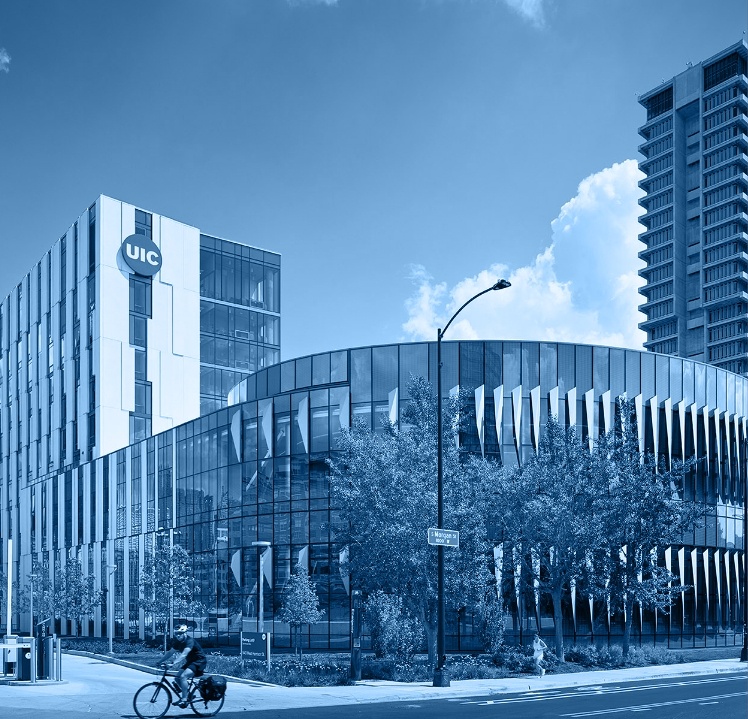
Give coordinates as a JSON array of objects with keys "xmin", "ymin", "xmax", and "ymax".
[{"xmin": 1, "ymin": 0, "xmax": 746, "ymax": 361}]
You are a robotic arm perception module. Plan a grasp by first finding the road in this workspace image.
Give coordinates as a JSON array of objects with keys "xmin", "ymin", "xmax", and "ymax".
[{"xmin": 222, "ymin": 673, "xmax": 748, "ymax": 719}]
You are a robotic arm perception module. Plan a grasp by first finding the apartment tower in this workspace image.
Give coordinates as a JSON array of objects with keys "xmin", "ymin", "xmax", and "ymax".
[{"xmin": 638, "ymin": 40, "xmax": 748, "ymax": 372}]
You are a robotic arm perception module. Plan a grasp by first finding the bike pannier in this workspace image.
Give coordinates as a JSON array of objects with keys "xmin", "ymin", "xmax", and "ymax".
[{"xmin": 200, "ymin": 675, "xmax": 227, "ymax": 701}]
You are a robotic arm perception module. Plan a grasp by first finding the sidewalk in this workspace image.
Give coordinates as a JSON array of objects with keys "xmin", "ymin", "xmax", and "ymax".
[{"xmin": 0, "ymin": 653, "xmax": 744, "ymax": 718}]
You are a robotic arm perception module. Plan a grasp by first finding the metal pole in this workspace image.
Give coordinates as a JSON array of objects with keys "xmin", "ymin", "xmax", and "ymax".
[
  {"xmin": 259, "ymin": 551, "xmax": 264, "ymax": 635},
  {"xmin": 6, "ymin": 538, "xmax": 12, "ymax": 634},
  {"xmin": 742, "ymin": 457, "xmax": 747, "ymax": 661},
  {"xmin": 29, "ymin": 575, "xmax": 34, "ymax": 638},
  {"xmin": 106, "ymin": 563, "xmax": 117, "ymax": 654},
  {"xmin": 434, "ymin": 328, "xmax": 448, "ymax": 686}
]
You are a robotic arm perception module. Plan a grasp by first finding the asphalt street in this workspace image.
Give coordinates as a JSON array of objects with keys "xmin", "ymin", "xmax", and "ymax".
[
  {"xmin": 0, "ymin": 653, "xmax": 745, "ymax": 719},
  {"xmin": 224, "ymin": 673, "xmax": 748, "ymax": 719}
]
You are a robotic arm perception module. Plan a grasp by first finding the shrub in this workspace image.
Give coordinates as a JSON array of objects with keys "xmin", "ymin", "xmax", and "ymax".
[
  {"xmin": 364, "ymin": 591, "xmax": 424, "ymax": 663},
  {"xmin": 211, "ymin": 652, "xmax": 351, "ymax": 687},
  {"xmin": 448, "ymin": 654, "xmax": 508, "ymax": 680},
  {"xmin": 491, "ymin": 644, "xmax": 536, "ymax": 673}
]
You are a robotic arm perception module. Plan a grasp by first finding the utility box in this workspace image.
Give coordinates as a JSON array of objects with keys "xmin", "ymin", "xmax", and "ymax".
[{"xmin": 17, "ymin": 642, "xmax": 32, "ymax": 681}]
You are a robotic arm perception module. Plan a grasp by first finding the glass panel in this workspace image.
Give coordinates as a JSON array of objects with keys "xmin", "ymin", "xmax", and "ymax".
[
  {"xmin": 330, "ymin": 351, "xmax": 348, "ymax": 383},
  {"xmin": 313, "ymin": 353, "xmax": 331, "ymax": 386},
  {"xmin": 296, "ymin": 356, "xmax": 312, "ymax": 388},
  {"xmin": 399, "ymin": 344, "xmax": 429, "ymax": 397},
  {"xmin": 350, "ymin": 348, "xmax": 371, "ymax": 402},
  {"xmin": 372, "ymin": 345, "xmax": 398, "ymax": 401}
]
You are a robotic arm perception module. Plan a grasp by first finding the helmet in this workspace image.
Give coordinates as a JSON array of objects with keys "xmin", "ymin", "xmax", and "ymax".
[{"xmin": 175, "ymin": 624, "xmax": 189, "ymax": 634}]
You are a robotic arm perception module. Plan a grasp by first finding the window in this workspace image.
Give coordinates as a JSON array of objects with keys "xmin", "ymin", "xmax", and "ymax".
[
  {"xmin": 645, "ymin": 86, "xmax": 673, "ymax": 120},
  {"xmin": 129, "ymin": 315, "xmax": 147, "ymax": 348}
]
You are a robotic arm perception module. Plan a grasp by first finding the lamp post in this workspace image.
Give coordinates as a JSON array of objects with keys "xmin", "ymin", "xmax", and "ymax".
[
  {"xmin": 742, "ymin": 465, "xmax": 748, "ymax": 662},
  {"xmin": 433, "ymin": 278, "xmax": 511, "ymax": 687},
  {"xmin": 106, "ymin": 564, "xmax": 117, "ymax": 654},
  {"xmin": 28, "ymin": 573, "xmax": 37, "ymax": 638},
  {"xmin": 252, "ymin": 541, "xmax": 271, "ymax": 633}
]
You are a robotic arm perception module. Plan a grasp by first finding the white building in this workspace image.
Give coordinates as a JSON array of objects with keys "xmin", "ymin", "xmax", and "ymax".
[{"xmin": 0, "ymin": 195, "xmax": 280, "ymax": 621}]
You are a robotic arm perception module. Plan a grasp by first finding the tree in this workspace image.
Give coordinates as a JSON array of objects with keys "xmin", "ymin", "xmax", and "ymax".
[
  {"xmin": 138, "ymin": 543, "xmax": 203, "ymax": 651},
  {"xmin": 60, "ymin": 557, "xmax": 104, "ymax": 636},
  {"xmin": 471, "ymin": 418, "xmax": 608, "ymax": 661},
  {"xmin": 593, "ymin": 399, "xmax": 700, "ymax": 658},
  {"xmin": 329, "ymin": 375, "xmax": 493, "ymax": 668},
  {"xmin": 277, "ymin": 565, "xmax": 324, "ymax": 656}
]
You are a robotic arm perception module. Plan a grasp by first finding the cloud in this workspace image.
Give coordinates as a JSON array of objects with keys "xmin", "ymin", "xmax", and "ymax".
[
  {"xmin": 402, "ymin": 159, "xmax": 647, "ymax": 350},
  {"xmin": 0, "ymin": 48, "xmax": 10, "ymax": 73},
  {"xmin": 286, "ymin": 0, "xmax": 339, "ymax": 6},
  {"xmin": 502, "ymin": 0, "xmax": 546, "ymax": 27}
]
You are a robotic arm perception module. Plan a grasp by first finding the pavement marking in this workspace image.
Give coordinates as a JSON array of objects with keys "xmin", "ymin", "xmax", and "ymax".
[
  {"xmin": 560, "ymin": 691, "xmax": 747, "ymax": 717},
  {"xmin": 459, "ymin": 676, "xmax": 748, "ymax": 707}
]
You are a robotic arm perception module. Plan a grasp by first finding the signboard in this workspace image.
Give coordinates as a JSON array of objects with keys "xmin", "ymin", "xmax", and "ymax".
[
  {"xmin": 240, "ymin": 631, "xmax": 271, "ymax": 661},
  {"xmin": 120, "ymin": 234, "xmax": 162, "ymax": 277},
  {"xmin": 427, "ymin": 527, "xmax": 460, "ymax": 547}
]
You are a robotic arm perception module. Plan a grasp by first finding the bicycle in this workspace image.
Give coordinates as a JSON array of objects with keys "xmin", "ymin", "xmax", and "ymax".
[{"xmin": 132, "ymin": 664, "xmax": 225, "ymax": 719}]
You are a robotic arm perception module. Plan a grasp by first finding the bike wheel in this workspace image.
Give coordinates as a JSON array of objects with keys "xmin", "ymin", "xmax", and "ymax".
[
  {"xmin": 133, "ymin": 681, "xmax": 172, "ymax": 719},
  {"xmin": 190, "ymin": 692, "xmax": 225, "ymax": 717}
]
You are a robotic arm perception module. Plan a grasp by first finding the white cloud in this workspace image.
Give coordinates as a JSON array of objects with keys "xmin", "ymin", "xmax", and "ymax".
[
  {"xmin": 287, "ymin": 0, "xmax": 339, "ymax": 6},
  {"xmin": 502, "ymin": 0, "xmax": 546, "ymax": 27},
  {"xmin": 0, "ymin": 48, "xmax": 10, "ymax": 73},
  {"xmin": 402, "ymin": 159, "xmax": 647, "ymax": 350}
]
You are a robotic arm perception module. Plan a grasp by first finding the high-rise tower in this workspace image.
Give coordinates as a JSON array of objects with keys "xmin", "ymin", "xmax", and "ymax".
[{"xmin": 638, "ymin": 40, "xmax": 748, "ymax": 373}]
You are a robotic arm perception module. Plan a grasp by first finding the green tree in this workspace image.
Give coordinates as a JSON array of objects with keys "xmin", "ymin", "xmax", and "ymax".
[
  {"xmin": 472, "ymin": 418, "xmax": 607, "ymax": 661},
  {"xmin": 138, "ymin": 543, "xmax": 203, "ymax": 650},
  {"xmin": 593, "ymin": 399, "xmax": 700, "ymax": 658},
  {"xmin": 60, "ymin": 557, "xmax": 104, "ymax": 636},
  {"xmin": 277, "ymin": 565, "xmax": 324, "ymax": 656},
  {"xmin": 329, "ymin": 375, "xmax": 493, "ymax": 668}
]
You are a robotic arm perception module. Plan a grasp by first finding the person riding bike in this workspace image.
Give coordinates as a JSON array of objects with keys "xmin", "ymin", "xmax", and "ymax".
[{"xmin": 159, "ymin": 624, "xmax": 207, "ymax": 708}]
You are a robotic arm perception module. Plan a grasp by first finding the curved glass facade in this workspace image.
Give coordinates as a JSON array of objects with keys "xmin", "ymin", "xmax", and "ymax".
[{"xmin": 11, "ymin": 341, "xmax": 748, "ymax": 650}]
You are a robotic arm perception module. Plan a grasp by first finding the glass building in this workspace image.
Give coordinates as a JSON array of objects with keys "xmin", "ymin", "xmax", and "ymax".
[
  {"xmin": 638, "ymin": 40, "xmax": 748, "ymax": 374},
  {"xmin": 6, "ymin": 341, "xmax": 745, "ymax": 651}
]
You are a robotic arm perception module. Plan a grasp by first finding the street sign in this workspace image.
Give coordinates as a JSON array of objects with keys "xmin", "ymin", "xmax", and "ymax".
[{"xmin": 427, "ymin": 527, "xmax": 460, "ymax": 547}]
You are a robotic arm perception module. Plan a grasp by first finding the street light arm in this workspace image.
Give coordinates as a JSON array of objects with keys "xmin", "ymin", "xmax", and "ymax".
[{"xmin": 440, "ymin": 280, "xmax": 511, "ymax": 339}]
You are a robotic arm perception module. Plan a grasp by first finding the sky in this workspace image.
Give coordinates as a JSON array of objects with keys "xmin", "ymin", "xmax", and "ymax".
[{"xmin": 1, "ymin": 0, "xmax": 747, "ymax": 362}]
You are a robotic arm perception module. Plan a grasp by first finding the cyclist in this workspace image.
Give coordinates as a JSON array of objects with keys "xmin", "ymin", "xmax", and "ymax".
[{"xmin": 159, "ymin": 623, "xmax": 207, "ymax": 708}]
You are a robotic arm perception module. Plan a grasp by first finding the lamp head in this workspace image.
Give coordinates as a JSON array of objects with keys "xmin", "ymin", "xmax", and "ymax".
[{"xmin": 491, "ymin": 279, "xmax": 511, "ymax": 291}]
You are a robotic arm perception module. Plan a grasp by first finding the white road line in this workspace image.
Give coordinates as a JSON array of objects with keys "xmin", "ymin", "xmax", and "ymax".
[
  {"xmin": 560, "ymin": 691, "xmax": 747, "ymax": 717},
  {"xmin": 459, "ymin": 675, "xmax": 748, "ymax": 707}
]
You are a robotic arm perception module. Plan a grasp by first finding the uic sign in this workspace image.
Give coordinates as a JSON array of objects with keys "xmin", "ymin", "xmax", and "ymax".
[
  {"xmin": 120, "ymin": 234, "xmax": 162, "ymax": 277},
  {"xmin": 427, "ymin": 527, "xmax": 460, "ymax": 547}
]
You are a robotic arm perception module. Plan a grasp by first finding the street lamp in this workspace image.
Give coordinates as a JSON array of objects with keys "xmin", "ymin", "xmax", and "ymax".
[
  {"xmin": 106, "ymin": 564, "xmax": 117, "ymax": 654},
  {"xmin": 28, "ymin": 573, "xmax": 37, "ymax": 638},
  {"xmin": 251, "ymin": 541, "xmax": 271, "ymax": 633},
  {"xmin": 742, "ymin": 466, "xmax": 748, "ymax": 662},
  {"xmin": 433, "ymin": 278, "xmax": 511, "ymax": 687}
]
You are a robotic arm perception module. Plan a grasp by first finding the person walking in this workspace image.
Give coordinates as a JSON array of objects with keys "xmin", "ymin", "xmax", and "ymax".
[
  {"xmin": 158, "ymin": 624, "xmax": 207, "ymax": 708},
  {"xmin": 532, "ymin": 633, "xmax": 548, "ymax": 677}
]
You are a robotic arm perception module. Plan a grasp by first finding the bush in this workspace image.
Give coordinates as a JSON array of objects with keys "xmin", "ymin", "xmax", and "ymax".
[
  {"xmin": 211, "ymin": 652, "xmax": 351, "ymax": 686},
  {"xmin": 491, "ymin": 644, "xmax": 536, "ymax": 673},
  {"xmin": 360, "ymin": 656, "xmax": 432, "ymax": 682},
  {"xmin": 448, "ymin": 654, "xmax": 508, "ymax": 680},
  {"xmin": 364, "ymin": 591, "xmax": 424, "ymax": 663}
]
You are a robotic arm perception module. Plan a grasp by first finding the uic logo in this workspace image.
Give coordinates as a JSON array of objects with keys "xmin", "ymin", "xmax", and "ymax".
[{"xmin": 120, "ymin": 234, "xmax": 162, "ymax": 277}]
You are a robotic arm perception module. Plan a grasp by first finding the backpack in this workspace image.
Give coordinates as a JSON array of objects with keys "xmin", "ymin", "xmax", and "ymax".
[{"xmin": 200, "ymin": 675, "xmax": 227, "ymax": 701}]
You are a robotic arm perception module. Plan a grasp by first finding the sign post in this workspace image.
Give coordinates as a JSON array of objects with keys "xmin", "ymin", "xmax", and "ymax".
[{"xmin": 427, "ymin": 528, "xmax": 460, "ymax": 548}]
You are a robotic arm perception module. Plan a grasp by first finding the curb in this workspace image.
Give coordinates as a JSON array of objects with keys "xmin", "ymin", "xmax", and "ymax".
[{"xmin": 62, "ymin": 650, "xmax": 272, "ymax": 686}]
